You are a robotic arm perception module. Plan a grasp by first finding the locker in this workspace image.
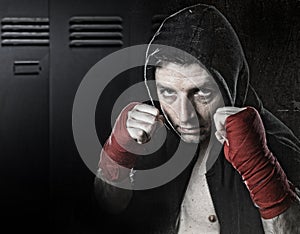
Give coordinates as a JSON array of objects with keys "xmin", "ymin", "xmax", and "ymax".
[{"xmin": 0, "ymin": 0, "xmax": 49, "ymax": 232}]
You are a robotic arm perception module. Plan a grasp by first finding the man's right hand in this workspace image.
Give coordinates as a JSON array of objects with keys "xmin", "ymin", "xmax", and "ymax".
[{"xmin": 126, "ymin": 103, "xmax": 164, "ymax": 144}]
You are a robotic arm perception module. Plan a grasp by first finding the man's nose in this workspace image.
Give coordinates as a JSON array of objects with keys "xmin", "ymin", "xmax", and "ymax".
[{"xmin": 179, "ymin": 96, "xmax": 196, "ymax": 123}]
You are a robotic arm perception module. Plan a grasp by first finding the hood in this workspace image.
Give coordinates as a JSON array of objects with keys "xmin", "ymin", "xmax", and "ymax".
[{"xmin": 144, "ymin": 3, "xmax": 262, "ymax": 110}]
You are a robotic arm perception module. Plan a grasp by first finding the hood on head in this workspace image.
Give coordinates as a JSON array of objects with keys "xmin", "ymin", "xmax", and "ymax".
[{"xmin": 144, "ymin": 3, "xmax": 262, "ymax": 110}]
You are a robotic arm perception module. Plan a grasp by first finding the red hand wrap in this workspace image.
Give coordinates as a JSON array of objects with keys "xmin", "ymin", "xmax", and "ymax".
[
  {"xmin": 98, "ymin": 102, "xmax": 142, "ymax": 181},
  {"xmin": 224, "ymin": 107, "xmax": 296, "ymax": 219}
]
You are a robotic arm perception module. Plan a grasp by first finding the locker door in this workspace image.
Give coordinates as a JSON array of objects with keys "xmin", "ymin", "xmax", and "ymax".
[
  {"xmin": 0, "ymin": 0, "xmax": 49, "ymax": 232},
  {"xmin": 49, "ymin": 0, "xmax": 134, "ymax": 232}
]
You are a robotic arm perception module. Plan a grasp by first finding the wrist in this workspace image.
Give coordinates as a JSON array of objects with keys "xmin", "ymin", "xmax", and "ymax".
[
  {"xmin": 102, "ymin": 102, "xmax": 145, "ymax": 169},
  {"xmin": 98, "ymin": 152, "xmax": 134, "ymax": 183}
]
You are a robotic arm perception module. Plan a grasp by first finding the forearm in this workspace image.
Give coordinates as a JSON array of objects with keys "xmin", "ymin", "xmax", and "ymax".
[
  {"xmin": 94, "ymin": 103, "xmax": 140, "ymax": 213},
  {"xmin": 262, "ymin": 188, "xmax": 300, "ymax": 233},
  {"xmin": 94, "ymin": 148, "xmax": 136, "ymax": 214},
  {"xmin": 218, "ymin": 107, "xmax": 300, "ymax": 232},
  {"xmin": 94, "ymin": 102, "xmax": 154, "ymax": 213},
  {"xmin": 94, "ymin": 136, "xmax": 137, "ymax": 214},
  {"xmin": 94, "ymin": 167, "xmax": 133, "ymax": 214}
]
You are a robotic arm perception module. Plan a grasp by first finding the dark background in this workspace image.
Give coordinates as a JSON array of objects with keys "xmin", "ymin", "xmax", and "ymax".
[{"xmin": 0, "ymin": 0, "xmax": 299, "ymax": 233}]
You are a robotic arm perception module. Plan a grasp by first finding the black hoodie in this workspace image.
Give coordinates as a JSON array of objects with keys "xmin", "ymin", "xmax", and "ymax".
[{"xmin": 123, "ymin": 4, "xmax": 300, "ymax": 234}]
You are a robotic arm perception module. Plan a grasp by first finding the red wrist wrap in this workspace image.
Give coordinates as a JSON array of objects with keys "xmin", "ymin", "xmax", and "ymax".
[
  {"xmin": 98, "ymin": 102, "xmax": 142, "ymax": 180},
  {"xmin": 224, "ymin": 107, "xmax": 296, "ymax": 219}
]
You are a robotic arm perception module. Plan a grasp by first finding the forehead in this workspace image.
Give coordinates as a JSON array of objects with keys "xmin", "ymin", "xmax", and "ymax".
[{"xmin": 155, "ymin": 62, "xmax": 214, "ymax": 88}]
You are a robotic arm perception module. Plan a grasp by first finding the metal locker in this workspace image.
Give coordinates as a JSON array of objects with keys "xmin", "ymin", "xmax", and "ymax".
[{"xmin": 0, "ymin": 0, "xmax": 49, "ymax": 232}]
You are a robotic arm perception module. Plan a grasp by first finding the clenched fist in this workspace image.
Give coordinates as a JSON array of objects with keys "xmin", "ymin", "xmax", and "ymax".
[{"xmin": 126, "ymin": 104, "xmax": 164, "ymax": 144}]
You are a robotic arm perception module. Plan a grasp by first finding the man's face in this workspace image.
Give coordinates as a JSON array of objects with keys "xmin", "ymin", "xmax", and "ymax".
[{"xmin": 155, "ymin": 62, "xmax": 224, "ymax": 143}]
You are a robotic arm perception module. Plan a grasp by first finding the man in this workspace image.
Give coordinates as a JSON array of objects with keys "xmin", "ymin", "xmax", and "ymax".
[{"xmin": 94, "ymin": 4, "xmax": 300, "ymax": 233}]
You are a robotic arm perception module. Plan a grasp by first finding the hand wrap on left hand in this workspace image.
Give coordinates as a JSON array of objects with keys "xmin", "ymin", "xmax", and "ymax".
[{"xmin": 224, "ymin": 107, "xmax": 296, "ymax": 219}]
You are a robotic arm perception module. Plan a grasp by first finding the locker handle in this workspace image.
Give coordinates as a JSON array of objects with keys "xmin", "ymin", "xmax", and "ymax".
[{"xmin": 13, "ymin": 61, "xmax": 41, "ymax": 75}]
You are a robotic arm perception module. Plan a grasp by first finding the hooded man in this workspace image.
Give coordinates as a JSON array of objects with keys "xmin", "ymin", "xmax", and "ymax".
[{"xmin": 94, "ymin": 4, "xmax": 300, "ymax": 234}]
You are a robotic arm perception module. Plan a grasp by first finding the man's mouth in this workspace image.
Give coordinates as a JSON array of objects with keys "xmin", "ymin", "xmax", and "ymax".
[{"xmin": 177, "ymin": 126, "xmax": 206, "ymax": 134}]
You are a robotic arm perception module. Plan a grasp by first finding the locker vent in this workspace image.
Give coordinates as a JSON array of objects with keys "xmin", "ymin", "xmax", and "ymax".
[
  {"xmin": 152, "ymin": 15, "xmax": 167, "ymax": 33},
  {"xmin": 69, "ymin": 16, "xmax": 123, "ymax": 47},
  {"xmin": 1, "ymin": 17, "xmax": 49, "ymax": 46}
]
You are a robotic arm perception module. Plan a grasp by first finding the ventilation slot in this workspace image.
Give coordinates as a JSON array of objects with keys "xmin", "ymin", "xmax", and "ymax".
[
  {"xmin": 1, "ymin": 17, "xmax": 49, "ymax": 46},
  {"xmin": 152, "ymin": 15, "xmax": 167, "ymax": 33},
  {"xmin": 69, "ymin": 16, "xmax": 123, "ymax": 47}
]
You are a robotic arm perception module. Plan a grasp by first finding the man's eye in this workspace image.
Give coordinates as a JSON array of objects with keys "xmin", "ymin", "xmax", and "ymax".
[
  {"xmin": 194, "ymin": 89, "xmax": 212, "ymax": 98},
  {"xmin": 161, "ymin": 89, "xmax": 176, "ymax": 97}
]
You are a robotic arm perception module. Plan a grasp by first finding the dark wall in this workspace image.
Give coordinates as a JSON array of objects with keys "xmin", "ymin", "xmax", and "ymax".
[{"xmin": 0, "ymin": 0, "xmax": 299, "ymax": 233}]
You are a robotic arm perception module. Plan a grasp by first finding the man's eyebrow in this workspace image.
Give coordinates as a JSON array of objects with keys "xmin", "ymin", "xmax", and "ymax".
[
  {"xmin": 156, "ymin": 80, "xmax": 215, "ymax": 88},
  {"xmin": 156, "ymin": 83, "xmax": 173, "ymax": 90}
]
